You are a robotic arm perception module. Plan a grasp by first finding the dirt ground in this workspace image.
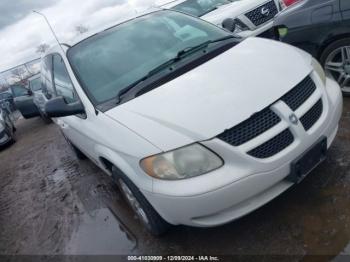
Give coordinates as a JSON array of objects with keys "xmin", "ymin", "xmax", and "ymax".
[{"xmin": 0, "ymin": 98, "xmax": 350, "ymax": 261}]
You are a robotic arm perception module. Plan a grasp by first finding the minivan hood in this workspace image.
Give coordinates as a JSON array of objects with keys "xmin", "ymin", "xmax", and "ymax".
[{"xmin": 106, "ymin": 37, "xmax": 312, "ymax": 151}]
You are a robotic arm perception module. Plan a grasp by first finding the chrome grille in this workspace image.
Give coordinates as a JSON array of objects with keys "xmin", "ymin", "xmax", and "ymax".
[{"xmin": 245, "ymin": 1, "xmax": 278, "ymax": 27}]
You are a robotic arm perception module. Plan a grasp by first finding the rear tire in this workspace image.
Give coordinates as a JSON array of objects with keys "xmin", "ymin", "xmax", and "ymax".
[
  {"xmin": 112, "ymin": 166, "xmax": 170, "ymax": 236},
  {"xmin": 70, "ymin": 143, "xmax": 87, "ymax": 160},
  {"xmin": 61, "ymin": 132, "xmax": 87, "ymax": 160}
]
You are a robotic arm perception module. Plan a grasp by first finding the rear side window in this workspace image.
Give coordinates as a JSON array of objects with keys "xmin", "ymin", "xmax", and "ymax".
[
  {"xmin": 41, "ymin": 55, "xmax": 54, "ymax": 99},
  {"xmin": 52, "ymin": 54, "xmax": 77, "ymax": 104},
  {"xmin": 29, "ymin": 77, "xmax": 42, "ymax": 91}
]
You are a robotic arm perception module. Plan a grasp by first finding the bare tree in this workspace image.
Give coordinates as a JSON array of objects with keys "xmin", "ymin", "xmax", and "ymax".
[
  {"xmin": 75, "ymin": 25, "xmax": 89, "ymax": 35},
  {"xmin": 10, "ymin": 67, "xmax": 27, "ymax": 84},
  {"xmin": 36, "ymin": 43, "xmax": 50, "ymax": 54}
]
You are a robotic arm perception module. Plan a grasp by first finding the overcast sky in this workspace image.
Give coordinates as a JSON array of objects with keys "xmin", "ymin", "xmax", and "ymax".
[{"xmin": 0, "ymin": 0, "xmax": 159, "ymax": 72}]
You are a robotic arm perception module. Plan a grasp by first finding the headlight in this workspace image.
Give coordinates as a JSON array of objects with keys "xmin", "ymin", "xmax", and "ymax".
[
  {"xmin": 140, "ymin": 144, "xmax": 223, "ymax": 180},
  {"xmin": 312, "ymin": 57, "xmax": 326, "ymax": 85},
  {"xmin": 222, "ymin": 18, "xmax": 249, "ymax": 34},
  {"xmin": 232, "ymin": 19, "xmax": 249, "ymax": 34}
]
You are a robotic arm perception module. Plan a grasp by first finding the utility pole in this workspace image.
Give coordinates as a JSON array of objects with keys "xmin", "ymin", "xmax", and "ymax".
[{"xmin": 32, "ymin": 10, "xmax": 65, "ymax": 53}]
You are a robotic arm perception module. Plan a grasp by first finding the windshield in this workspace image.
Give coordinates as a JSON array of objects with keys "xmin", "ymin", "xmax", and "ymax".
[
  {"xmin": 30, "ymin": 77, "xmax": 42, "ymax": 91},
  {"xmin": 171, "ymin": 0, "xmax": 235, "ymax": 17},
  {"xmin": 68, "ymin": 10, "xmax": 230, "ymax": 105}
]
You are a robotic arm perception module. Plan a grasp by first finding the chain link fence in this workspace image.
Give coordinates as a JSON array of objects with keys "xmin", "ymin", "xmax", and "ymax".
[{"xmin": 0, "ymin": 58, "xmax": 41, "ymax": 91}]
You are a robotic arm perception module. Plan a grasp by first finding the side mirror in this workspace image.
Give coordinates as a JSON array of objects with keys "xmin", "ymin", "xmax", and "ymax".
[
  {"xmin": 27, "ymin": 89, "xmax": 33, "ymax": 96},
  {"xmin": 222, "ymin": 18, "xmax": 236, "ymax": 32},
  {"xmin": 45, "ymin": 96, "xmax": 85, "ymax": 118}
]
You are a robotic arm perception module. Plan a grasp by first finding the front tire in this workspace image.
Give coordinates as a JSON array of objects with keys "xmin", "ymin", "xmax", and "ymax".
[
  {"xmin": 112, "ymin": 166, "xmax": 170, "ymax": 236},
  {"xmin": 39, "ymin": 109, "xmax": 52, "ymax": 124},
  {"xmin": 320, "ymin": 38, "xmax": 350, "ymax": 96}
]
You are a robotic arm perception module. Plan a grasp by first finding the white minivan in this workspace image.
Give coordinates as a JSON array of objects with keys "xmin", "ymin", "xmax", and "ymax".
[
  {"xmin": 158, "ymin": 0, "xmax": 284, "ymax": 37},
  {"xmin": 42, "ymin": 9, "xmax": 342, "ymax": 235}
]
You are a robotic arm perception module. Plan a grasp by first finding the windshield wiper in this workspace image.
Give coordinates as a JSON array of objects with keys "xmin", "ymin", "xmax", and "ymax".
[{"xmin": 115, "ymin": 35, "xmax": 236, "ymax": 104}]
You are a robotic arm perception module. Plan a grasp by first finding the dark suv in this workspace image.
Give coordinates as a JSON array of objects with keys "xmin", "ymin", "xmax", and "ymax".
[{"xmin": 273, "ymin": 0, "xmax": 350, "ymax": 95}]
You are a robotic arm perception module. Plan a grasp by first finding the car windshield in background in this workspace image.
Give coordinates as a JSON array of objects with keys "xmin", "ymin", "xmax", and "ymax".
[
  {"xmin": 172, "ymin": 0, "xmax": 236, "ymax": 17},
  {"xmin": 11, "ymin": 85, "xmax": 28, "ymax": 97},
  {"xmin": 67, "ymin": 10, "xmax": 231, "ymax": 105},
  {"xmin": 30, "ymin": 77, "xmax": 42, "ymax": 91},
  {"xmin": 0, "ymin": 93, "xmax": 11, "ymax": 100}
]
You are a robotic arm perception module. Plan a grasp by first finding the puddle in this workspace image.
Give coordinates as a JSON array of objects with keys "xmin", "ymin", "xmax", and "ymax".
[
  {"xmin": 333, "ymin": 243, "xmax": 350, "ymax": 261},
  {"xmin": 342, "ymin": 243, "xmax": 350, "ymax": 255},
  {"xmin": 65, "ymin": 208, "xmax": 136, "ymax": 255}
]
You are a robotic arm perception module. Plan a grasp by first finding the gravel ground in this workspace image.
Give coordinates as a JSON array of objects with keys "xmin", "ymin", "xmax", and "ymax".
[{"xmin": 0, "ymin": 98, "xmax": 349, "ymax": 261}]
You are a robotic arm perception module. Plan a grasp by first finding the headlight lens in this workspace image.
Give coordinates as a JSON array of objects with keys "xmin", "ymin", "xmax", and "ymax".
[
  {"xmin": 312, "ymin": 57, "xmax": 326, "ymax": 85},
  {"xmin": 222, "ymin": 18, "xmax": 249, "ymax": 34},
  {"xmin": 232, "ymin": 18, "xmax": 249, "ymax": 34},
  {"xmin": 140, "ymin": 144, "xmax": 223, "ymax": 180}
]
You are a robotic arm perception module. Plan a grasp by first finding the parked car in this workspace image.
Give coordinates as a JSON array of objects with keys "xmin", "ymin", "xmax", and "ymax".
[
  {"xmin": 43, "ymin": 9, "xmax": 342, "ymax": 235},
  {"xmin": 280, "ymin": 0, "xmax": 301, "ymax": 8},
  {"xmin": 273, "ymin": 0, "xmax": 350, "ymax": 95},
  {"xmin": 0, "ymin": 91, "xmax": 16, "ymax": 112},
  {"xmin": 9, "ymin": 84, "xmax": 39, "ymax": 119},
  {"xmin": 28, "ymin": 74, "xmax": 52, "ymax": 123},
  {"xmin": 0, "ymin": 107, "xmax": 16, "ymax": 147},
  {"xmin": 158, "ymin": 0, "xmax": 284, "ymax": 37}
]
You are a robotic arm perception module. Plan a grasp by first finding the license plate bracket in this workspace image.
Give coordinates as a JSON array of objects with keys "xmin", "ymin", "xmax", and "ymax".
[{"xmin": 287, "ymin": 137, "xmax": 328, "ymax": 184}]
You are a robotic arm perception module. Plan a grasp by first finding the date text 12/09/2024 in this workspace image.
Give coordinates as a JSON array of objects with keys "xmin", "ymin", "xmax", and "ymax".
[{"xmin": 127, "ymin": 256, "xmax": 220, "ymax": 261}]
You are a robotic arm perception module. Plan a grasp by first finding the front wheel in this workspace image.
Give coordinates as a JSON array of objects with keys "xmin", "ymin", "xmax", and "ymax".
[
  {"xmin": 112, "ymin": 166, "xmax": 170, "ymax": 236},
  {"xmin": 39, "ymin": 109, "xmax": 52, "ymax": 124},
  {"xmin": 321, "ymin": 38, "xmax": 350, "ymax": 96}
]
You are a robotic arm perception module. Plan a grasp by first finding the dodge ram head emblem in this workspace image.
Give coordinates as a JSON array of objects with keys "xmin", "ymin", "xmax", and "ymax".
[
  {"xmin": 261, "ymin": 7, "xmax": 270, "ymax": 17},
  {"xmin": 289, "ymin": 114, "xmax": 299, "ymax": 125}
]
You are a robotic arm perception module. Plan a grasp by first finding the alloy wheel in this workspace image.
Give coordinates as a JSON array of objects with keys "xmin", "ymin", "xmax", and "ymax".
[{"xmin": 324, "ymin": 46, "xmax": 350, "ymax": 93}]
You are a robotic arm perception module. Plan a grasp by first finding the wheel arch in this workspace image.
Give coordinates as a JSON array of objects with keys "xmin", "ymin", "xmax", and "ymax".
[
  {"xmin": 96, "ymin": 145, "xmax": 153, "ymax": 192},
  {"xmin": 318, "ymin": 33, "xmax": 350, "ymax": 61}
]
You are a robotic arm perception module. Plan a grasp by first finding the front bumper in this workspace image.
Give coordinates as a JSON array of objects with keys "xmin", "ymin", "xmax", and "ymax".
[
  {"xmin": 236, "ymin": 21, "xmax": 274, "ymax": 38},
  {"xmin": 143, "ymin": 76, "xmax": 343, "ymax": 227}
]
